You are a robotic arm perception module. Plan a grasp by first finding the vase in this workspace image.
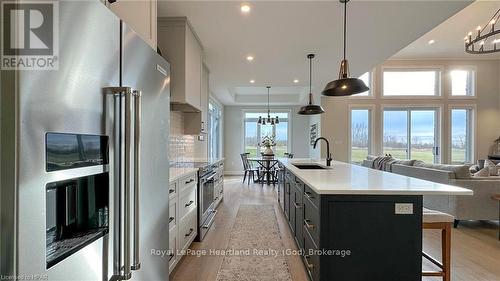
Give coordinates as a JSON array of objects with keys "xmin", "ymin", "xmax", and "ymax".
[{"xmin": 264, "ymin": 146, "xmax": 274, "ymax": 155}]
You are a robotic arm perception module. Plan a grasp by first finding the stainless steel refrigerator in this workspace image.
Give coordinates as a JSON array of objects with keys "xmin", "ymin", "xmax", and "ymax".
[{"xmin": 0, "ymin": 1, "xmax": 170, "ymax": 280}]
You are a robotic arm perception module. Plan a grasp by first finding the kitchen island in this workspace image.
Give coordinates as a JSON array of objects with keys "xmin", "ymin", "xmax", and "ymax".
[{"xmin": 277, "ymin": 159, "xmax": 472, "ymax": 281}]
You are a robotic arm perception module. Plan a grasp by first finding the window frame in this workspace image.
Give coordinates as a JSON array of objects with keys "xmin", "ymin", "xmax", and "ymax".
[
  {"xmin": 448, "ymin": 104, "xmax": 476, "ymax": 164},
  {"xmin": 381, "ymin": 66, "xmax": 443, "ymax": 98},
  {"xmin": 208, "ymin": 98, "xmax": 223, "ymax": 160},
  {"xmin": 242, "ymin": 109, "xmax": 292, "ymax": 157},
  {"xmin": 381, "ymin": 105, "xmax": 442, "ymax": 163},
  {"xmin": 349, "ymin": 70, "xmax": 375, "ymax": 99},
  {"xmin": 448, "ymin": 66, "xmax": 477, "ymax": 98},
  {"xmin": 348, "ymin": 105, "xmax": 375, "ymax": 164}
]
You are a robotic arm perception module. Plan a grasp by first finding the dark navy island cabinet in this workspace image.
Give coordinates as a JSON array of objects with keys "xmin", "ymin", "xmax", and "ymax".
[{"xmin": 279, "ymin": 167, "xmax": 423, "ymax": 281}]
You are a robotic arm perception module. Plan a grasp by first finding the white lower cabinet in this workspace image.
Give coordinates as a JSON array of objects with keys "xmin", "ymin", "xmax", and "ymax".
[{"xmin": 168, "ymin": 171, "xmax": 198, "ymax": 274}]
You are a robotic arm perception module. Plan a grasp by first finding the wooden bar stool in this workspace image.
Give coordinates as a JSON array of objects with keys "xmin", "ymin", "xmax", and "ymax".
[{"xmin": 422, "ymin": 208, "xmax": 454, "ymax": 281}]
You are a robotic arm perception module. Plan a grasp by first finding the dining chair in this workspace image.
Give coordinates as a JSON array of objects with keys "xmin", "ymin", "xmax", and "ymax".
[{"xmin": 240, "ymin": 153, "xmax": 259, "ymax": 185}]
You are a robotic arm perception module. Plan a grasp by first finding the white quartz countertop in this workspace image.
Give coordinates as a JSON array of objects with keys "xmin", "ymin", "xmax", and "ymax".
[
  {"xmin": 279, "ymin": 159, "xmax": 473, "ymax": 196},
  {"xmin": 169, "ymin": 167, "xmax": 198, "ymax": 183}
]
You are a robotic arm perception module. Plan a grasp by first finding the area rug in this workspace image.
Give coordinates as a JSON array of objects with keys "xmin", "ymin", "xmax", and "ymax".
[{"xmin": 215, "ymin": 205, "xmax": 293, "ymax": 281}]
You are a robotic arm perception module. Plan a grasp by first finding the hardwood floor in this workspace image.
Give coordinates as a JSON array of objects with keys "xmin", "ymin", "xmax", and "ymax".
[{"xmin": 171, "ymin": 176, "xmax": 500, "ymax": 281}]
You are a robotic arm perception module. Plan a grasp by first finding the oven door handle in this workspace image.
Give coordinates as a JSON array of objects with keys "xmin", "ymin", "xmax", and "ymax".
[{"xmin": 204, "ymin": 173, "xmax": 216, "ymax": 183}]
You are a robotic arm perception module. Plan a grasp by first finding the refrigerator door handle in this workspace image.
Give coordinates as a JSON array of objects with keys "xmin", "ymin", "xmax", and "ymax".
[
  {"xmin": 105, "ymin": 87, "xmax": 133, "ymax": 281},
  {"xmin": 131, "ymin": 90, "xmax": 142, "ymax": 270}
]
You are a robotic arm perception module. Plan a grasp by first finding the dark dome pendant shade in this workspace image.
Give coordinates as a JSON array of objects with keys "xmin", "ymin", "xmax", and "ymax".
[
  {"xmin": 298, "ymin": 54, "xmax": 325, "ymax": 115},
  {"xmin": 322, "ymin": 0, "xmax": 369, "ymax": 97}
]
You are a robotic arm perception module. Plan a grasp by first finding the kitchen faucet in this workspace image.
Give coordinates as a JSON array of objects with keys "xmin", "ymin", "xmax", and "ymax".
[{"xmin": 313, "ymin": 137, "xmax": 332, "ymax": 166}]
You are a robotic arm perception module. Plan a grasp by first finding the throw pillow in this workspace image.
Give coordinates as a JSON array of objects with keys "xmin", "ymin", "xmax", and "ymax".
[
  {"xmin": 473, "ymin": 167, "xmax": 490, "ymax": 177},
  {"xmin": 484, "ymin": 160, "xmax": 498, "ymax": 176}
]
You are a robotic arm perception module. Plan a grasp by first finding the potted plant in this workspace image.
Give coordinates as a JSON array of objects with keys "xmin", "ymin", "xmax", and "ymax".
[{"xmin": 259, "ymin": 135, "xmax": 276, "ymax": 156}]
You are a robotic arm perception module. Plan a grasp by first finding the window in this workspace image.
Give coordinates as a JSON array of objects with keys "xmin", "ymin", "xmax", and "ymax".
[
  {"xmin": 243, "ymin": 112, "xmax": 290, "ymax": 157},
  {"xmin": 208, "ymin": 101, "xmax": 222, "ymax": 160},
  {"xmin": 383, "ymin": 69, "xmax": 440, "ymax": 96},
  {"xmin": 450, "ymin": 69, "xmax": 475, "ymax": 96},
  {"xmin": 383, "ymin": 108, "xmax": 440, "ymax": 163},
  {"xmin": 450, "ymin": 108, "xmax": 473, "ymax": 163},
  {"xmin": 350, "ymin": 109, "xmax": 372, "ymax": 164},
  {"xmin": 354, "ymin": 72, "xmax": 371, "ymax": 96}
]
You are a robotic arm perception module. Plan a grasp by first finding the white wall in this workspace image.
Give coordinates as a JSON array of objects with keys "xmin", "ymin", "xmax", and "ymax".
[
  {"xmin": 320, "ymin": 59, "xmax": 500, "ymax": 164},
  {"xmin": 224, "ymin": 105, "xmax": 313, "ymax": 174}
]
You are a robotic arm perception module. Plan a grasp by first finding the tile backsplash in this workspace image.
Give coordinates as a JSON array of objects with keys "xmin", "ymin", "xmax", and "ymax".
[{"xmin": 170, "ymin": 111, "xmax": 207, "ymax": 164}]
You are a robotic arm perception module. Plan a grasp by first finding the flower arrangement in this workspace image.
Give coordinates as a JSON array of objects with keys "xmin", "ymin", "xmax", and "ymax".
[{"xmin": 259, "ymin": 135, "xmax": 276, "ymax": 148}]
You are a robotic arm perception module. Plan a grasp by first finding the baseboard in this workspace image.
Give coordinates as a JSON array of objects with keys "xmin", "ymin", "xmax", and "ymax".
[{"xmin": 224, "ymin": 171, "xmax": 244, "ymax": 176}]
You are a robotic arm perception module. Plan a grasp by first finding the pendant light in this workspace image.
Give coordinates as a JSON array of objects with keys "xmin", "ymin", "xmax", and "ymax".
[
  {"xmin": 298, "ymin": 54, "xmax": 325, "ymax": 115},
  {"xmin": 257, "ymin": 86, "xmax": 279, "ymax": 125},
  {"xmin": 322, "ymin": 0, "xmax": 369, "ymax": 96}
]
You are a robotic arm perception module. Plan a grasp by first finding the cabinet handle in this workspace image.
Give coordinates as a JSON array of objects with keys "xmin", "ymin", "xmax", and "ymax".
[
  {"xmin": 293, "ymin": 202, "xmax": 302, "ymax": 209},
  {"xmin": 304, "ymin": 219, "xmax": 315, "ymax": 229},
  {"xmin": 185, "ymin": 200, "xmax": 194, "ymax": 207},
  {"xmin": 168, "ymin": 253, "xmax": 174, "ymax": 261},
  {"xmin": 185, "ymin": 179, "xmax": 195, "ymax": 184},
  {"xmin": 304, "ymin": 255, "xmax": 314, "ymax": 269},
  {"xmin": 185, "ymin": 228, "xmax": 194, "ymax": 237},
  {"xmin": 169, "ymin": 189, "xmax": 175, "ymax": 194},
  {"xmin": 304, "ymin": 191, "xmax": 314, "ymax": 199},
  {"xmin": 169, "ymin": 217, "xmax": 174, "ymax": 223}
]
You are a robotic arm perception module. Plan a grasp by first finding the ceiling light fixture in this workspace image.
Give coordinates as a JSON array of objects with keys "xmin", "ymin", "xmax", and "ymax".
[
  {"xmin": 257, "ymin": 86, "xmax": 279, "ymax": 126},
  {"xmin": 428, "ymin": 39, "xmax": 435, "ymax": 45},
  {"xmin": 293, "ymin": 79, "xmax": 299, "ymax": 83},
  {"xmin": 241, "ymin": 4, "xmax": 251, "ymax": 13},
  {"xmin": 465, "ymin": 8, "xmax": 500, "ymax": 54},
  {"xmin": 322, "ymin": 0, "xmax": 369, "ymax": 97},
  {"xmin": 298, "ymin": 54, "xmax": 325, "ymax": 115},
  {"xmin": 246, "ymin": 55, "xmax": 254, "ymax": 62},
  {"xmin": 250, "ymin": 79, "xmax": 255, "ymax": 83}
]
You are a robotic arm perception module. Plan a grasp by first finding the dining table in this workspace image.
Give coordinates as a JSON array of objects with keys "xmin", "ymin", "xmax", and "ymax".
[{"xmin": 248, "ymin": 157, "xmax": 279, "ymax": 185}]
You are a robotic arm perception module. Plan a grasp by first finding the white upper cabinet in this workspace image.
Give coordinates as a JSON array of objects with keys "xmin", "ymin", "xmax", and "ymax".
[
  {"xmin": 105, "ymin": 0, "xmax": 158, "ymax": 50},
  {"xmin": 157, "ymin": 17, "xmax": 203, "ymax": 112}
]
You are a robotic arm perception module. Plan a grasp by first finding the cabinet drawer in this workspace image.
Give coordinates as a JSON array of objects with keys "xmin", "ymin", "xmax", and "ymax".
[
  {"xmin": 179, "ymin": 209, "xmax": 197, "ymax": 251},
  {"xmin": 304, "ymin": 184, "xmax": 320, "ymax": 209},
  {"xmin": 169, "ymin": 181, "xmax": 177, "ymax": 200},
  {"xmin": 303, "ymin": 230, "xmax": 320, "ymax": 281},
  {"xmin": 285, "ymin": 169, "xmax": 294, "ymax": 180},
  {"xmin": 304, "ymin": 197, "xmax": 320, "ymax": 246},
  {"xmin": 179, "ymin": 184, "xmax": 197, "ymax": 220},
  {"xmin": 179, "ymin": 173, "xmax": 197, "ymax": 192},
  {"xmin": 294, "ymin": 178, "xmax": 304, "ymax": 193},
  {"xmin": 168, "ymin": 227, "xmax": 177, "ymax": 273},
  {"xmin": 169, "ymin": 201, "xmax": 177, "ymax": 230}
]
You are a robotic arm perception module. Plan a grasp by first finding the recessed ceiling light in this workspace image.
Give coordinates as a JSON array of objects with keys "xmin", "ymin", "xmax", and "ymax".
[
  {"xmin": 428, "ymin": 39, "xmax": 435, "ymax": 45},
  {"xmin": 293, "ymin": 79, "xmax": 299, "ymax": 83},
  {"xmin": 246, "ymin": 55, "xmax": 254, "ymax": 62},
  {"xmin": 250, "ymin": 79, "xmax": 255, "ymax": 83},
  {"xmin": 241, "ymin": 4, "xmax": 251, "ymax": 13}
]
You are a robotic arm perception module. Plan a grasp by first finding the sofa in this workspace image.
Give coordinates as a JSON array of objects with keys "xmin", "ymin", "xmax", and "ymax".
[{"xmin": 362, "ymin": 156, "xmax": 500, "ymax": 224}]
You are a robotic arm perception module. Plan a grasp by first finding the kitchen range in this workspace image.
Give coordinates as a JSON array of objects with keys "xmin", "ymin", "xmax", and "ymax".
[{"xmin": 1, "ymin": 1, "xmax": 171, "ymax": 280}]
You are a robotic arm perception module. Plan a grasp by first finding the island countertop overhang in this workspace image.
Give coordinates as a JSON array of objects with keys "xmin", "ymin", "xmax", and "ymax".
[{"xmin": 279, "ymin": 158, "xmax": 473, "ymax": 196}]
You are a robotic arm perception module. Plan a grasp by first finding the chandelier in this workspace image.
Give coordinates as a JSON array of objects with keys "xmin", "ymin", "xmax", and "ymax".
[
  {"xmin": 465, "ymin": 8, "xmax": 500, "ymax": 54},
  {"xmin": 257, "ymin": 86, "xmax": 279, "ymax": 126}
]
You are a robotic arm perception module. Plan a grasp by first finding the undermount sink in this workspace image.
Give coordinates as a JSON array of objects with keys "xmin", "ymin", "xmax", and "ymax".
[{"xmin": 292, "ymin": 163, "xmax": 328, "ymax": 170}]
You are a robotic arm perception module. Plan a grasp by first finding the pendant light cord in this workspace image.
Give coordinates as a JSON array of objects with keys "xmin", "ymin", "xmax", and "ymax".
[
  {"xmin": 343, "ymin": 0, "xmax": 347, "ymax": 61},
  {"xmin": 267, "ymin": 86, "xmax": 270, "ymax": 118},
  {"xmin": 309, "ymin": 56, "xmax": 313, "ymax": 104}
]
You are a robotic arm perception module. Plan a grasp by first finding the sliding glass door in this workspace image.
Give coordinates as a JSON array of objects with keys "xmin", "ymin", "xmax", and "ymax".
[{"xmin": 383, "ymin": 108, "xmax": 440, "ymax": 163}]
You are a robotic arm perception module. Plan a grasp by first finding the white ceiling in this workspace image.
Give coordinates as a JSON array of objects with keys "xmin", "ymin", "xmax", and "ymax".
[
  {"xmin": 393, "ymin": 1, "xmax": 500, "ymax": 60},
  {"xmin": 158, "ymin": 0, "xmax": 472, "ymax": 105}
]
